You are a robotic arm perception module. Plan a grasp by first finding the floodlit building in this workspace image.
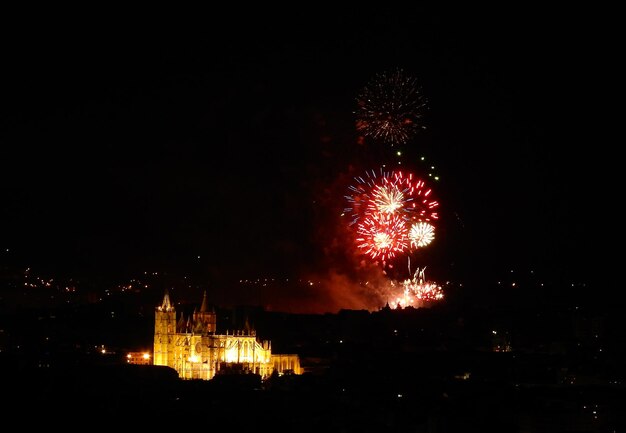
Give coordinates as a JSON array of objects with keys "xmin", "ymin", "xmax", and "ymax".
[
  {"xmin": 126, "ymin": 351, "xmax": 152, "ymax": 365},
  {"xmin": 153, "ymin": 290, "xmax": 301, "ymax": 380}
]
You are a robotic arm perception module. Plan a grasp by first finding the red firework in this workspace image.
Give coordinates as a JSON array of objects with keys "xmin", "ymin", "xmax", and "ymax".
[
  {"xmin": 356, "ymin": 213, "xmax": 408, "ymax": 262},
  {"xmin": 345, "ymin": 169, "xmax": 440, "ymax": 265},
  {"xmin": 343, "ymin": 169, "xmax": 389, "ymax": 226},
  {"xmin": 345, "ymin": 169, "xmax": 439, "ymax": 226},
  {"xmin": 388, "ymin": 171, "xmax": 439, "ymax": 224}
]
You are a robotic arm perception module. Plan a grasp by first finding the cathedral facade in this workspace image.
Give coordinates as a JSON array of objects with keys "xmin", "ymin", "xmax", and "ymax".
[{"xmin": 153, "ymin": 290, "xmax": 301, "ymax": 380}]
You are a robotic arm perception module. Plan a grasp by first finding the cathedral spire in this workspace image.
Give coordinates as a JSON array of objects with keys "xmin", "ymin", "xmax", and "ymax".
[
  {"xmin": 177, "ymin": 312, "xmax": 186, "ymax": 331},
  {"xmin": 199, "ymin": 290, "xmax": 209, "ymax": 313},
  {"xmin": 159, "ymin": 289, "xmax": 174, "ymax": 311}
]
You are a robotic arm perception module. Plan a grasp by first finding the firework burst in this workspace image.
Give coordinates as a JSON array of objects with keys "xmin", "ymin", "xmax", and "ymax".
[
  {"xmin": 344, "ymin": 168, "xmax": 439, "ymax": 267},
  {"xmin": 393, "ymin": 173, "xmax": 439, "ymax": 225},
  {"xmin": 343, "ymin": 168, "xmax": 393, "ymax": 226},
  {"xmin": 356, "ymin": 213, "xmax": 408, "ymax": 262},
  {"xmin": 389, "ymin": 267, "xmax": 443, "ymax": 308},
  {"xmin": 344, "ymin": 169, "xmax": 438, "ymax": 227},
  {"xmin": 355, "ymin": 68, "xmax": 428, "ymax": 146},
  {"xmin": 409, "ymin": 221, "xmax": 435, "ymax": 248}
]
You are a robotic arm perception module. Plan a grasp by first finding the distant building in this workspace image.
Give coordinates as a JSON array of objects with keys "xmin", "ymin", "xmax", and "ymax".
[
  {"xmin": 126, "ymin": 351, "xmax": 152, "ymax": 365},
  {"xmin": 153, "ymin": 290, "xmax": 301, "ymax": 380}
]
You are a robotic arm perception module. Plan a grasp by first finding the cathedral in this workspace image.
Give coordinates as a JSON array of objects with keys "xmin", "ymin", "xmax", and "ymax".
[{"xmin": 153, "ymin": 290, "xmax": 301, "ymax": 380}]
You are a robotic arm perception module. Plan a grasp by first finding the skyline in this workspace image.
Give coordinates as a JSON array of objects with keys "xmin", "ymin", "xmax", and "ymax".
[{"xmin": 1, "ymin": 9, "xmax": 618, "ymax": 311}]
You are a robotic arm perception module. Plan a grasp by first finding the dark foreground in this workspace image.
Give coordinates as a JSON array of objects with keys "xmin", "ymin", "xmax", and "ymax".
[{"xmin": 4, "ymin": 361, "xmax": 625, "ymax": 432}]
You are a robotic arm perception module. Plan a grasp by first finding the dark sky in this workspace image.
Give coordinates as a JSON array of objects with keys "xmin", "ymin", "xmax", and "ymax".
[{"xmin": 1, "ymin": 7, "xmax": 619, "ymax": 300}]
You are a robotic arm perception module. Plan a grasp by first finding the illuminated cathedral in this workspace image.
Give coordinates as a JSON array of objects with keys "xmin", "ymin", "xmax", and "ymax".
[{"xmin": 153, "ymin": 290, "xmax": 301, "ymax": 380}]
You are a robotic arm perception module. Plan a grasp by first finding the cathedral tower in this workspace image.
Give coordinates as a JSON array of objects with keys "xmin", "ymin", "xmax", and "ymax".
[{"xmin": 153, "ymin": 289, "xmax": 176, "ymax": 368}]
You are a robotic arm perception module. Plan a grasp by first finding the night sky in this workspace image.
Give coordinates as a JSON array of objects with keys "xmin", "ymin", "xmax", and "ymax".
[{"xmin": 1, "ymin": 8, "xmax": 619, "ymax": 309}]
